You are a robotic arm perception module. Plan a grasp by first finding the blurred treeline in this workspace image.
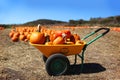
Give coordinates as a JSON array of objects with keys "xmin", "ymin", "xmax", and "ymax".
[
  {"xmin": 69, "ymin": 16, "xmax": 120, "ymax": 27},
  {"xmin": 1, "ymin": 15, "xmax": 120, "ymax": 28}
]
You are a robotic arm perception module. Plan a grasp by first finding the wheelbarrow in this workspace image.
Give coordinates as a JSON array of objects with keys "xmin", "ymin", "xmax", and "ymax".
[{"xmin": 30, "ymin": 28, "xmax": 110, "ymax": 76}]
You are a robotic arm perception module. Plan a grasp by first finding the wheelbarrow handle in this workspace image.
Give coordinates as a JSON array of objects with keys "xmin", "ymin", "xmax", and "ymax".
[
  {"xmin": 94, "ymin": 28, "xmax": 110, "ymax": 36},
  {"xmin": 81, "ymin": 28, "xmax": 110, "ymax": 46}
]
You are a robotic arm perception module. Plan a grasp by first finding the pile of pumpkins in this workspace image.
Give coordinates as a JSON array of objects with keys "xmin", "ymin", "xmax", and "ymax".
[
  {"xmin": 9, "ymin": 27, "xmax": 37, "ymax": 42},
  {"xmin": 30, "ymin": 26, "xmax": 81, "ymax": 45},
  {"xmin": 111, "ymin": 27, "xmax": 120, "ymax": 32},
  {"xmin": 9, "ymin": 26, "xmax": 82, "ymax": 45}
]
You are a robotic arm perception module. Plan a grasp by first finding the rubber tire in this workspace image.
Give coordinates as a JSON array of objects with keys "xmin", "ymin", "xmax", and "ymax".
[
  {"xmin": 42, "ymin": 55, "xmax": 47, "ymax": 63},
  {"xmin": 45, "ymin": 54, "xmax": 70, "ymax": 76}
]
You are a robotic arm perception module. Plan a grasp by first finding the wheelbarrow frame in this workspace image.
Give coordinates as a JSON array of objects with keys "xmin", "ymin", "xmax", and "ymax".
[{"xmin": 74, "ymin": 28, "xmax": 110, "ymax": 72}]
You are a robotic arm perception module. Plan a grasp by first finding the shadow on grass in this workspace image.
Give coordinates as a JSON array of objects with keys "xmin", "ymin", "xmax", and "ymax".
[{"xmin": 66, "ymin": 63, "xmax": 106, "ymax": 75}]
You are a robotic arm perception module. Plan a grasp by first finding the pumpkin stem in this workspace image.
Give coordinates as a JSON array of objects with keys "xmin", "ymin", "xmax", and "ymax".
[{"xmin": 37, "ymin": 24, "xmax": 41, "ymax": 32}]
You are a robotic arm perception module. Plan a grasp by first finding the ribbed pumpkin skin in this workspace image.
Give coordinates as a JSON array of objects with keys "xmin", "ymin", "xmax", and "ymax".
[{"xmin": 30, "ymin": 32, "xmax": 45, "ymax": 44}]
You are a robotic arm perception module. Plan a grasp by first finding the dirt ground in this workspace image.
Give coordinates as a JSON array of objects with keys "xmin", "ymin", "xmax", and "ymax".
[{"xmin": 0, "ymin": 28, "xmax": 120, "ymax": 80}]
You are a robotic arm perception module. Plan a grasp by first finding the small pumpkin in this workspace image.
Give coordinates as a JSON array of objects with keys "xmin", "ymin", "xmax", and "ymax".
[
  {"xmin": 73, "ymin": 34, "xmax": 80, "ymax": 42},
  {"xmin": 9, "ymin": 32, "xmax": 14, "ymax": 38},
  {"xmin": 11, "ymin": 36, "xmax": 18, "ymax": 42},
  {"xmin": 19, "ymin": 34, "xmax": 26, "ymax": 41},
  {"xmin": 24, "ymin": 32, "xmax": 28, "ymax": 36},
  {"xmin": 50, "ymin": 34, "xmax": 57, "ymax": 42},
  {"xmin": 13, "ymin": 32, "xmax": 20, "ymax": 37},
  {"xmin": 27, "ymin": 29, "xmax": 30, "ymax": 32},
  {"xmin": 70, "ymin": 35, "xmax": 75, "ymax": 43},
  {"xmin": 19, "ymin": 31, "xmax": 24, "ymax": 35},
  {"xmin": 27, "ymin": 33, "xmax": 31, "ymax": 40}
]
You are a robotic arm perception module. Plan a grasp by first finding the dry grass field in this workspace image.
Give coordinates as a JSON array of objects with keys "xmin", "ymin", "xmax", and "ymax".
[{"xmin": 0, "ymin": 27, "xmax": 120, "ymax": 80}]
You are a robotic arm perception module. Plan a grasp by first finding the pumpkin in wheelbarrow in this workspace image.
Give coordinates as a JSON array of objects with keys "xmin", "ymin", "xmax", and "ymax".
[
  {"xmin": 53, "ymin": 36, "xmax": 65, "ymax": 45},
  {"xmin": 30, "ymin": 32, "xmax": 45, "ymax": 44}
]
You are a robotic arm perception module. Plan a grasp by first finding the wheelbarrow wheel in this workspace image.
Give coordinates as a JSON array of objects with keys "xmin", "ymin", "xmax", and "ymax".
[
  {"xmin": 42, "ymin": 55, "xmax": 47, "ymax": 63},
  {"xmin": 45, "ymin": 54, "xmax": 70, "ymax": 76}
]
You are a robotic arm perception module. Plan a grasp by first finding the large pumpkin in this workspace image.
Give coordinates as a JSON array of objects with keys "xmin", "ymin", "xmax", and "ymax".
[{"xmin": 30, "ymin": 32, "xmax": 45, "ymax": 44}]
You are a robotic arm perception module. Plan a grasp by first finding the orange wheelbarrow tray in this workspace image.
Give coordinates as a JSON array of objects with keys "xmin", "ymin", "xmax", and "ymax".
[
  {"xmin": 29, "ymin": 41, "xmax": 86, "ymax": 58},
  {"xmin": 29, "ymin": 28, "xmax": 110, "ymax": 76}
]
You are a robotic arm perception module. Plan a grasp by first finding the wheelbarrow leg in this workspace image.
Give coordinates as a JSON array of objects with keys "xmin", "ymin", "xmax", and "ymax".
[
  {"xmin": 74, "ymin": 55, "xmax": 77, "ymax": 65},
  {"xmin": 78, "ymin": 45, "xmax": 87, "ymax": 73}
]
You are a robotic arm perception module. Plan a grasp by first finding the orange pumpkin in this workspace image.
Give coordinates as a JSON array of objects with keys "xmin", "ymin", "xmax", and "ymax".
[
  {"xmin": 30, "ymin": 32, "xmax": 45, "ymax": 44},
  {"xmin": 53, "ymin": 36, "xmax": 65, "ymax": 45},
  {"xmin": 19, "ymin": 31, "xmax": 24, "ymax": 35},
  {"xmin": 11, "ymin": 36, "xmax": 18, "ymax": 42},
  {"xmin": 70, "ymin": 35, "xmax": 75, "ymax": 43},
  {"xmin": 55, "ymin": 31, "xmax": 63, "ymax": 37},
  {"xmin": 62, "ymin": 30, "xmax": 71, "ymax": 38},
  {"xmin": 9, "ymin": 32, "xmax": 14, "ymax": 38},
  {"xmin": 19, "ymin": 35, "xmax": 26, "ymax": 41},
  {"xmin": 13, "ymin": 32, "xmax": 20, "ymax": 37},
  {"xmin": 73, "ymin": 34, "xmax": 80, "ymax": 42},
  {"xmin": 50, "ymin": 34, "xmax": 57, "ymax": 42},
  {"xmin": 24, "ymin": 32, "xmax": 29, "ymax": 37},
  {"xmin": 46, "ymin": 29, "xmax": 52, "ymax": 35},
  {"xmin": 27, "ymin": 29, "xmax": 30, "ymax": 32},
  {"xmin": 27, "ymin": 34, "xmax": 31, "ymax": 40}
]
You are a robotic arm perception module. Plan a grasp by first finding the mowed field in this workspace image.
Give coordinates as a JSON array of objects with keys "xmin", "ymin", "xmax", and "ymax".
[{"xmin": 0, "ymin": 27, "xmax": 120, "ymax": 80}]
